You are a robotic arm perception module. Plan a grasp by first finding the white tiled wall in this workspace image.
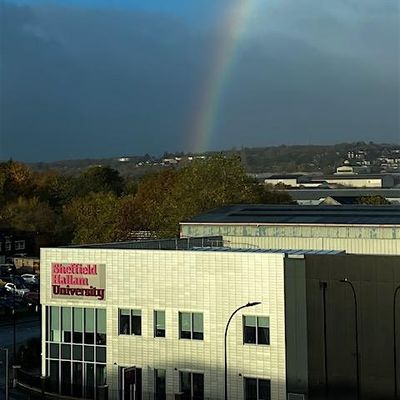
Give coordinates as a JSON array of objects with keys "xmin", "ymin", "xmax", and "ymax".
[{"xmin": 41, "ymin": 248, "xmax": 287, "ymax": 400}]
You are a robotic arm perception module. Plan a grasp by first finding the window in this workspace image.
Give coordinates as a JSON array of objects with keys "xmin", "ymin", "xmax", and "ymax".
[
  {"xmin": 179, "ymin": 371, "xmax": 204, "ymax": 400},
  {"xmin": 5, "ymin": 240, "xmax": 11, "ymax": 251},
  {"xmin": 46, "ymin": 306, "xmax": 106, "ymax": 399},
  {"xmin": 154, "ymin": 369, "xmax": 166, "ymax": 400},
  {"xmin": 243, "ymin": 316, "xmax": 269, "ymax": 345},
  {"xmin": 15, "ymin": 240, "xmax": 25, "ymax": 250},
  {"xmin": 154, "ymin": 311, "xmax": 165, "ymax": 338},
  {"xmin": 85, "ymin": 309, "xmax": 95, "ymax": 343},
  {"xmin": 50, "ymin": 306, "xmax": 60, "ymax": 342},
  {"xmin": 179, "ymin": 312, "xmax": 203, "ymax": 340},
  {"xmin": 96, "ymin": 308, "xmax": 107, "ymax": 345},
  {"xmin": 62, "ymin": 307, "xmax": 72, "ymax": 342},
  {"xmin": 244, "ymin": 378, "xmax": 271, "ymax": 400},
  {"xmin": 119, "ymin": 309, "xmax": 142, "ymax": 335},
  {"xmin": 73, "ymin": 308, "xmax": 83, "ymax": 343}
]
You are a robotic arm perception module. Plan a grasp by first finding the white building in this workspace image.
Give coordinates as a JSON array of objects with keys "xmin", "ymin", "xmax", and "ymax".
[
  {"xmin": 39, "ymin": 238, "xmax": 399, "ymax": 400},
  {"xmin": 41, "ymin": 238, "xmax": 342, "ymax": 400}
]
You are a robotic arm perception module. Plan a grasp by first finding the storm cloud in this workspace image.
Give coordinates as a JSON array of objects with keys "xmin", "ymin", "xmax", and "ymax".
[{"xmin": 0, "ymin": 0, "xmax": 399, "ymax": 161}]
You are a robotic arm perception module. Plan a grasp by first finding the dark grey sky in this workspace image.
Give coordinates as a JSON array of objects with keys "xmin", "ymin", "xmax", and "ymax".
[{"xmin": 0, "ymin": 0, "xmax": 399, "ymax": 162}]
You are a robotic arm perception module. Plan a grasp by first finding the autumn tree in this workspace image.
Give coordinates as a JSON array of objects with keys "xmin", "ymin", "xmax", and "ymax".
[
  {"xmin": 128, "ymin": 155, "xmax": 291, "ymax": 237},
  {"xmin": 0, "ymin": 160, "xmax": 35, "ymax": 201},
  {"xmin": 3, "ymin": 197, "xmax": 57, "ymax": 233}
]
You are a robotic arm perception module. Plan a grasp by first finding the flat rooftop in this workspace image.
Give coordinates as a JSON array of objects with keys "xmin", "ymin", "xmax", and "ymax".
[
  {"xmin": 62, "ymin": 237, "xmax": 342, "ymax": 255},
  {"xmin": 181, "ymin": 204, "xmax": 400, "ymax": 225}
]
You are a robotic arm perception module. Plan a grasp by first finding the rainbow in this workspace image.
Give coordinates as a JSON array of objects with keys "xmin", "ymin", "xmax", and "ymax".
[{"xmin": 189, "ymin": 0, "xmax": 256, "ymax": 153}]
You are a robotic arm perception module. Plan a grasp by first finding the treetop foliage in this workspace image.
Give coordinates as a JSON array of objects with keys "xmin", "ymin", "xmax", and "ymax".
[{"xmin": 0, "ymin": 157, "xmax": 291, "ymax": 244}]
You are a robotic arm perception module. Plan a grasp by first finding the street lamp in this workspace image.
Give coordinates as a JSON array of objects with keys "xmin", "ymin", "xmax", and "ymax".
[
  {"xmin": 0, "ymin": 347, "xmax": 9, "ymax": 400},
  {"xmin": 340, "ymin": 278, "xmax": 360, "ymax": 400},
  {"xmin": 394, "ymin": 285, "xmax": 400, "ymax": 400},
  {"xmin": 224, "ymin": 301, "xmax": 261, "ymax": 400}
]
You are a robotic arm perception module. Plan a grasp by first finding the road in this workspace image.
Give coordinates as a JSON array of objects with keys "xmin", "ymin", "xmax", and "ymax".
[{"xmin": 0, "ymin": 315, "xmax": 41, "ymax": 399}]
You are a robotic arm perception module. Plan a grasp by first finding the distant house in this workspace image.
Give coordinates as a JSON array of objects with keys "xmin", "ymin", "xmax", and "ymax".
[
  {"xmin": 334, "ymin": 164, "xmax": 371, "ymax": 175},
  {"xmin": 0, "ymin": 229, "xmax": 52, "ymax": 264}
]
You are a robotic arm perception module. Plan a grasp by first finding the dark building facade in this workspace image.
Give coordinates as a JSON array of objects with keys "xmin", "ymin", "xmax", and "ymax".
[{"xmin": 285, "ymin": 254, "xmax": 400, "ymax": 400}]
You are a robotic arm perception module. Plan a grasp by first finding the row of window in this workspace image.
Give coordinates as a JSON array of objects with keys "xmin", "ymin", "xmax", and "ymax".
[
  {"xmin": 48, "ymin": 307, "xmax": 106, "ymax": 345},
  {"xmin": 118, "ymin": 309, "xmax": 270, "ymax": 345},
  {"xmin": 121, "ymin": 368, "xmax": 270, "ymax": 400},
  {"xmin": 46, "ymin": 359, "xmax": 106, "ymax": 398},
  {"xmin": 48, "ymin": 307, "xmax": 270, "ymax": 346},
  {"xmin": 0, "ymin": 239, "xmax": 25, "ymax": 252}
]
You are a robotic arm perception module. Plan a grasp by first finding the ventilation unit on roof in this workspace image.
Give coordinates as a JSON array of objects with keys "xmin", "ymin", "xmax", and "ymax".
[{"xmin": 287, "ymin": 394, "xmax": 305, "ymax": 400}]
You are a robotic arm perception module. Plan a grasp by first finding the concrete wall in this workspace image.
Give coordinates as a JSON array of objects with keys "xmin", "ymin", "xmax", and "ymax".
[{"xmin": 41, "ymin": 248, "xmax": 288, "ymax": 400}]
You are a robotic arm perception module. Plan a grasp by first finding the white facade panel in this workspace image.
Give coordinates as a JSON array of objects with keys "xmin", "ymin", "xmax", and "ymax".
[{"xmin": 40, "ymin": 248, "xmax": 288, "ymax": 400}]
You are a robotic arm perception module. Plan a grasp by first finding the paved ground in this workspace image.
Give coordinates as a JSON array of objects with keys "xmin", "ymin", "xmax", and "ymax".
[{"xmin": 0, "ymin": 315, "xmax": 41, "ymax": 399}]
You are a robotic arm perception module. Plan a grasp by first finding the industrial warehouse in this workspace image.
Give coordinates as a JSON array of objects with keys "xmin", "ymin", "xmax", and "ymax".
[
  {"xmin": 38, "ymin": 205, "xmax": 400, "ymax": 400},
  {"xmin": 180, "ymin": 205, "xmax": 400, "ymax": 255}
]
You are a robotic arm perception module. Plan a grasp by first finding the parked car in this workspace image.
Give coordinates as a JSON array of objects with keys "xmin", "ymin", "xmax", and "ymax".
[
  {"xmin": 4, "ymin": 282, "xmax": 30, "ymax": 297},
  {"xmin": 21, "ymin": 274, "xmax": 39, "ymax": 284},
  {"xmin": 0, "ymin": 264, "xmax": 16, "ymax": 276}
]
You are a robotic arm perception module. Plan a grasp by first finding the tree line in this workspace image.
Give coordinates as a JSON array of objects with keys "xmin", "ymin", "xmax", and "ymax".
[{"xmin": 0, "ymin": 156, "xmax": 291, "ymax": 245}]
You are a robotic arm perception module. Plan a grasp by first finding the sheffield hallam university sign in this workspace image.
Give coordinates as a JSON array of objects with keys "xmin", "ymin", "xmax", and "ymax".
[{"xmin": 51, "ymin": 263, "xmax": 106, "ymax": 300}]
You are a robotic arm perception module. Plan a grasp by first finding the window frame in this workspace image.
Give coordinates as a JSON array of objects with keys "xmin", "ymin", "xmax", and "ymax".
[
  {"xmin": 179, "ymin": 312, "xmax": 203, "ymax": 341},
  {"xmin": 243, "ymin": 377, "xmax": 271, "ymax": 400},
  {"xmin": 243, "ymin": 315, "xmax": 270, "ymax": 345},
  {"xmin": 118, "ymin": 309, "xmax": 142, "ymax": 336},
  {"xmin": 179, "ymin": 370, "xmax": 204, "ymax": 400},
  {"xmin": 154, "ymin": 310, "xmax": 166, "ymax": 338},
  {"xmin": 15, "ymin": 240, "xmax": 25, "ymax": 250}
]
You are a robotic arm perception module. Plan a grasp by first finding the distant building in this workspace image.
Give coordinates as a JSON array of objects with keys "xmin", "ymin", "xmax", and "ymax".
[
  {"xmin": 285, "ymin": 188, "xmax": 400, "ymax": 205},
  {"xmin": 11, "ymin": 255, "xmax": 40, "ymax": 273},
  {"xmin": 264, "ymin": 174, "xmax": 394, "ymax": 189},
  {"xmin": 180, "ymin": 205, "xmax": 400, "ymax": 255}
]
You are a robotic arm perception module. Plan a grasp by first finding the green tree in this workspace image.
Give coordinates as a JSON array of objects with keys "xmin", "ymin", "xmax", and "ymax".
[
  {"xmin": 3, "ymin": 197, "xmax": 57, "ymax": 233},
  {"xmin": 32, "ymin": 170, "xmax": 75, "ymax": 208},
  {"xmin": 64, "ymin": 192, "xmax": 122, "ymax": 244},
  {"xmin": 72, "ymin": 166, "xmax": 125, "ymax": 197}
]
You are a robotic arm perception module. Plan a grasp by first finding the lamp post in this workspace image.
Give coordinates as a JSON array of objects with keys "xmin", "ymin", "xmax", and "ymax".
[
  {"xmin": 340, "ymin": 278, "xmax": 360, "ymax": 400},
  {"xmin": 224, "ymin": 301, "xmax": 261, "ymax": 400},
  {"xmin": 0, "ymin": 347, "xmax": 9, "ymax": 400},
  {"xmin": 394, "ymin": 285, "xmax": 400, "ymax": 400}
]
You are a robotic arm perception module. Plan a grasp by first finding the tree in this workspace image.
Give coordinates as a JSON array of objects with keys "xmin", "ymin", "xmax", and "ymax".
[
  {"xmin": 72, "ymin": 166, "xmax": 125, "ymax": 197},
  {"xmin": 129, "ymin": 155, "xmax": 291, "ymax": 237},
  {"xmin": 0, "ymin": 160, "xmax": 35, "ymax": 201},
  {"xmin": 3, "ymin": 197, "xmax": 57, "ymax": 233},
  {"xmin": 32, "ymin": 170, "xmax": 75, "ymax": 208},
  {"xmin": 63, "ymin": 192, "xmax": 122, "ymax": 244}
]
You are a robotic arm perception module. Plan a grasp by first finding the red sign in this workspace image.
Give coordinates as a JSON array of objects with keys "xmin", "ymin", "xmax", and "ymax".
[{"xmin": 51, "ymin": 263, "xmax": 105, "ymax": 300}]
